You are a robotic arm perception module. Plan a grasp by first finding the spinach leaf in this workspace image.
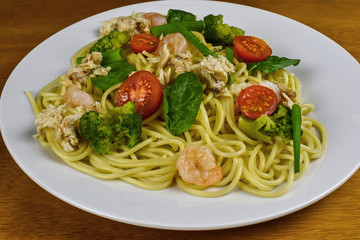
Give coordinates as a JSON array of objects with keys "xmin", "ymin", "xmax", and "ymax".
[
  {"xmin": 163, "ymin": 72, "xmax": 203, "ymax": 136},
  {"xmin": 91, "ymin": 61, "xmax": 134, "ymax": 90},
  {"xmin": 248, "ymin": 56, "xmax": 300, "ymax": 74},
  {"xmin": 167, "ymin": 9, "xmax": 196, "ymax": 23}
]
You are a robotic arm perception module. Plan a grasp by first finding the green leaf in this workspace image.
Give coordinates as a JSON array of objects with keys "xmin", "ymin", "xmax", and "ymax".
[
  {"xmin": 163, "ymin": 72, "xmax": 203, "ymax": 136},
  {"xmin": 248, "ymin": 56, "xmax": 300, "ymax": 74},
  {"xmin": 91, "ymin": 61, "xmax": 134, "ymax": 90},
  {"xmin": 167, "ymin": 9, "xmax": 196, "ymax": 23},
  {"xmin": 100, "ymin": 48, "xmax": 126, "ymax": 66}
]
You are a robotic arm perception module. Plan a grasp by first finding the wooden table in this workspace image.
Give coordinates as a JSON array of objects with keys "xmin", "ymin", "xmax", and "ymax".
[{"xmin": 1, "ymin": 0, "xmax": 359, "ymax": 239}]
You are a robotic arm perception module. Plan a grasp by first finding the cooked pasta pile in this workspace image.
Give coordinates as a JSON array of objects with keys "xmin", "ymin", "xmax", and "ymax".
[{"xmin": 27, "ymin": 14, "xmax": 327, "ymax": 198}]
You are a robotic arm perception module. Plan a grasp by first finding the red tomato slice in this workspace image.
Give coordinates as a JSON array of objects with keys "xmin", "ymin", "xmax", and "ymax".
[
  {"xmin": 130, "ymin": 33, "xmax": 160, "ymax": 54},
  {"xmin": 238, "ymin": 85, "xmax": 278, "ymax": 119},
  {"xmin": 115, "ymin": 70, "xmax": 163, "ymax": 119},
  {"xmin": 233, "ymin": 36, "xmax": 272, "ymax": 63}
]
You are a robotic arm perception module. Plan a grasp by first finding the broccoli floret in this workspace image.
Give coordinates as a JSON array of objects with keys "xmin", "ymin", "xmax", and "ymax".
[
  {"xmin": 262, "ymin": 105, "xmax": 293, "ymax": 139},
  {"xmin": 203, "ymin": 14, "xmax": 245, "ymax": 46},
  {"xmin": 90, "ymin": 29, "xmax": 131, "ymax": 53},
  {"xmin": 79, "ymin": 111, "xmax": 114, "ymax": 155},
  {"xmin": 272, "ymin": 104, "xmax": 289, "ymax": 119},
  {"xmin": 104, "ymin": 102, "xmax": 143, "ymax": 148},
  {"xmin": 79, "ymin": 102, "xmax": 142, "ymax": 155},
  {"xmin": 238, "ymin": 105, "xmax": 295, "ymax": 143},
  {"xmin": 238, "ymin": 115, "xmax": 272, "ymax": 143}
]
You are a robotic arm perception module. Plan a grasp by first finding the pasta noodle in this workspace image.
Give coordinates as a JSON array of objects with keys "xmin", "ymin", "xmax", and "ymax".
[{"xmin": 27, "ymin": 12, "xmax": 327, "ymax": 198}]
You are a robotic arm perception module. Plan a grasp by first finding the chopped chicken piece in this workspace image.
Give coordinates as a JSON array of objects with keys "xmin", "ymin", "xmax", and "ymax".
[
  {"xmin": 100, "ymin": 18, "xmax": 119, "ymax": 37},
  {"xmin": 80, "ymin": 51, "xmax": 102, "ymax": 66},
  {"xmin": 100, "ymin": 12, "xmax": 151, "ymax": 37},
  {"xmin": 169, "ymin": 51, "xmax": 193, "ymax": 77},
  {"xmin": 35, "ymin": 104, "xmax": 87, "ymax": 152},
  {"xmin": 149, "ymin": 45, "xmax": 194, "ymax": 86},
  {"xmin": 200, "ymin": 55, "xmax": 234, "ymax": 95},
  {"xmin": 55, "ymin": 113, "xmax": 82, "ymax": 152},
  {"xmin": 35, "ymin": 104, "xmax": 66, "ymax": 135},
  {"xmin": 60, "ymin": 51, "xmax": 103, "ymax": 88},
  {"xmin": 90, "ymin": 66, "xmax": 111, "ymax": 77},
  {"xmin": 156, "ymin": 67, "xmax": 172, "ymax": 87},
  {"xmin": 148, "ymin": 43, "xmax": 171, "ymax": 72},
  {"xmin": 276, "ymin": 82, "xmax": 297, "ymax": 104}
]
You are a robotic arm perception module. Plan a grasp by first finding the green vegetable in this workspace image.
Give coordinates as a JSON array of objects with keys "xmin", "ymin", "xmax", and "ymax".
[
  {"xmin": 150, "ymin": 21, "xmax": 204, "ymax": 37},
  {"xmin": 262, "ymin": 105, "xmax": 294, "ymax": 139},
  {"xmin": 176, "ymin": 23, "xmax": 217, "ymax": 57},
  {"xmin": 100, "ymin": 48, "xmax": 126, "ymax": 65},
  {"xmin": 89, "ymin": 29, "xmax": 130, "ymax": 53},
  {"xmin": 79, "ymin": 102, "xmax": 143, "ymax": 155},
  {"xmin": 151, "ymin": 22, "xmax": 216, "ymax": 57},
  {"xmin": 203, "ymin": 14, "xmax": 245, "ymax": 46},
  {"xmin": 91, "ymin": 61, "xmax": 134, "ymax": 90},
  {"xmin": 238, "ymin": 105, "xmax": 296, "ymax": 143},
  {"xmin": 292, "ymin": 104, "xmax": 302, "ymax": 173},
  {"xmin": 167, "ymin": 9, "xmax": 197, "ymax": 23},
  {"xmin": 225, "ymin": 47, "xmax": 234, "ymax": 63},
  {"xmin": 225, "ymin": 47, "xmax": 234, "ymax": 85},
  {"xmin": 77, "ymin": 48, "xmax": 126, "ymax": 65},
  {"xmin": 163, "ymin": 72, "xmax": 203, "ymax": 136},
  {"xmin": 76, "ymin": 57, "xmax": 84, "ymax": 65},
  {"xmin": 238, "ymin": 115, "xmax": 272, "ymax": 143},
  {"xmin": 248, "ymin": 56, "xmax": 301, "ymax": 74}
]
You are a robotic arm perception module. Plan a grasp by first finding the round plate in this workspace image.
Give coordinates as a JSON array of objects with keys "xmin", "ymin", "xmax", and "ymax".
[{"xmin": 1, "ymin": 0, "xmax": 359, "ymax": 230}]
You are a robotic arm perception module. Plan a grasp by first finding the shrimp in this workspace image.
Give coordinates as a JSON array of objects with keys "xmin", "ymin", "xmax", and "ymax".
[
  {"xmin": 259, "ymin": 80, "xmax": 282, "ymax": 102},
  {"xmin": 143, "ymin": 12, "xmax": 167, "ymax": 28},
  {"xmin": 176, "ymin": 145, "xmax": 223, "ymax": 187},
  {"xmin": 154, "ymin": 33, "xmax": 189, "ymax": 56},
  {"xmin": 64, "ymin": 85, "xmax": 94, "ymax": 109}
]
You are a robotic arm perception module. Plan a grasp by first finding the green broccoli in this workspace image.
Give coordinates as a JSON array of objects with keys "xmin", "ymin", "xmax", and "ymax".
[
  {"xmin": 262, "ymin": 105, "xmax": 293, "ymax": 139},
  {"xmin": 90, "ymin": 29, "xmax": 131, "ymax": 53},
  {"xmin": 79, "ymin": 102, "xmax": 142, "ymax": 155},
  {"xmin": 203, "ymin": 14, "xmax": 245, "ymax": 46},
  {"xmin": 238, "ymin": 105, "xmax": 295, "ymax": 143},
  {"xmin": 238, "ymin": 114, "xmax": 272, "ymax": 143}
]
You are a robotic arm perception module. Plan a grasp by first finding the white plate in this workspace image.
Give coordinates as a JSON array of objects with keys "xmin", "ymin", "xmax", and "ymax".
[{"xmin": 1, "ymin": 0, "xmax": 359, "ymax": 230}]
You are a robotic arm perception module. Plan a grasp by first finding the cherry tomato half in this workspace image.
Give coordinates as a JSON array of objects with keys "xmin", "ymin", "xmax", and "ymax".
[
  {"xmin": 238, "ymin": 85, "xmax": 278, "ymax": 119},
  {"xmin": 233, "ymin": 36, "xmax": 272, "ymax": 63},
  {"xmin": 130, "ymin": 33, "xmax": 160, "ymax": 54},
  {"xmin": 115, "ymin": 70, "xmax": 163, "ymax": 119}
]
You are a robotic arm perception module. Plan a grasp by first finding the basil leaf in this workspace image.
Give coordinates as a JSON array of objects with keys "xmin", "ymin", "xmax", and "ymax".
[
  {"xmin": 167, "ymin": 9, "xmax": 196, "ymax": 23},
  {"xmin": 91, "ymin": 61, "xmax": 134, "ymax": 90},
  {"xmin": 248, "ymin": 56, "xmax": 300, "ymax": 74},
  {"xmin": 163, "ymin": 72, "xmax": 203, "ymax": 136}
]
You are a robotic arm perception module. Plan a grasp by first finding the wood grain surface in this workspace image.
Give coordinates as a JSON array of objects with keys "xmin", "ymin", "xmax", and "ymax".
[{"xmin": 1, "ymin": 0, "xmax": 359, "ymax": 239}]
